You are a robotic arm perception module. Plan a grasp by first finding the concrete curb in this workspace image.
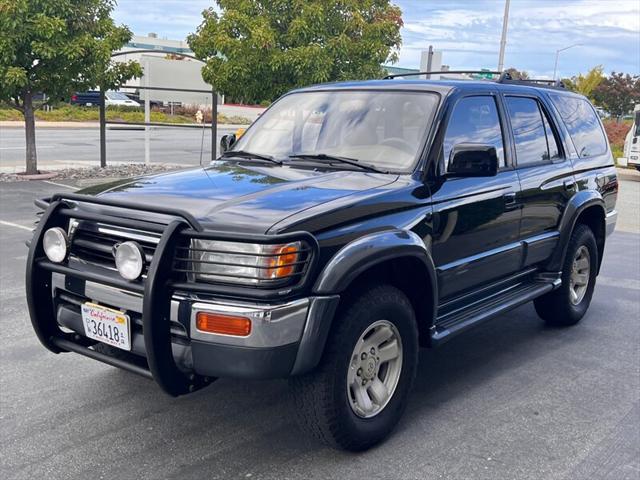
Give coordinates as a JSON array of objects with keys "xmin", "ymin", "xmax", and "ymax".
[
  {"xmin": 617, "ymin": 167, "xmax": 639, "ymax": 181},
  {"xmin": 0, "ymin": 161, "xmax": 188, "ymax": 174}
]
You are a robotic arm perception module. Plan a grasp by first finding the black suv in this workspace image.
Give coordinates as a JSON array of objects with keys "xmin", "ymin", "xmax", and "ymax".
[{"xmin": 26, "ymin": 74, "xmax": 618, "ymax": 451}]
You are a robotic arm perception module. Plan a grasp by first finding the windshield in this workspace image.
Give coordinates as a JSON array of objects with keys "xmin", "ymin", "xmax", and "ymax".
[
  {"xmin": 232, "ymin": 90, "xmax": 439, "ymax": 171},
  {"xmin": 107, "ymin": 91, "xmax": 131, "ymax": 101}
]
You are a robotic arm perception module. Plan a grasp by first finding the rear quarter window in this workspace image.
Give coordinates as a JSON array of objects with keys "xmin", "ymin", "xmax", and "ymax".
[{"xmin": 548, "ymin": 93, "xmax": 608, "ymax": 158}]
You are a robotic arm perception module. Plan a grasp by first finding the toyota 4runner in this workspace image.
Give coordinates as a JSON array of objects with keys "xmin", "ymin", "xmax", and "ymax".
[{"xmin": 26, "ymin": 73, "xmax": 618, "ymax": 451}]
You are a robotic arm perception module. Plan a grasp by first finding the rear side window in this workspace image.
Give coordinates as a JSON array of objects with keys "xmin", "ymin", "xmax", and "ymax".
[
  {"xmin": 548, "ymin": 94, "xmax": 608, "ymax": 158},
  {"xmin": 505, "ymin": 96, "xmax": 561, "ymax": 166},
  {"xmin": 443, "ymin": 96, "xmax": 505, "ymax": 167}
]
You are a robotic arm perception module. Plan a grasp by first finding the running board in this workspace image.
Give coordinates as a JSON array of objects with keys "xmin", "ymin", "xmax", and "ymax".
[{"xmin": 431, "ymin": 280, "xmax": 559, "ymax": 346}]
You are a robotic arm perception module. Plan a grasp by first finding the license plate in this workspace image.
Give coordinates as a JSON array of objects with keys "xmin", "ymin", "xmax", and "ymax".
[{"xmin": 81, "ymin": 302, "xmax": 131, "ymax": 351}]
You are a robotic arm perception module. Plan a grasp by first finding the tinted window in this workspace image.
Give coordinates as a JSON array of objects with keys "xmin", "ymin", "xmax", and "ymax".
[
  {"xmin": 443, "ymin": 96, "xmax": 505, "ymax": 168},
  {"xmin": 548, "ymin": 93, "xmax": 607, "ymax": 158},
  {"xmin": 505, "ymin": 97, "xmax": 556, "ymax": 165}
]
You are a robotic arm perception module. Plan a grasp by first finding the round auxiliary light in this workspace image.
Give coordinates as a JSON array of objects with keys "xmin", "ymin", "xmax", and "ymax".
[
  {"xmin": 42, "ymin": 227, "xmax": 68, "ymax": 263},
  {"xmin": 114, "ymin": 241, "xmax": 145, "ymax": 281}
]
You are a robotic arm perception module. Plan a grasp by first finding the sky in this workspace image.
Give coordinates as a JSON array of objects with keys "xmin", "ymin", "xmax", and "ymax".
[{"xmin": 113, "ymin": 0, "xmax": 640, "ymax": 79}]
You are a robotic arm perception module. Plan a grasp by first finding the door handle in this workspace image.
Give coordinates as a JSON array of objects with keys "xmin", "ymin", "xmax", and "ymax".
[
  {"xmin": 503, "ymin": 192, "xmax": 518, "ymax": 209},
  {"xmin": 564, "ymin": 179, "xmax": 576, "ymax": 191}
]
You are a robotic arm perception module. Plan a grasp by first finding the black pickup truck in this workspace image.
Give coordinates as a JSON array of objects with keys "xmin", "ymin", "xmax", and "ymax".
[{"xmin": 26, "ymin": 74, "xmax": 618, "ymax": 451}]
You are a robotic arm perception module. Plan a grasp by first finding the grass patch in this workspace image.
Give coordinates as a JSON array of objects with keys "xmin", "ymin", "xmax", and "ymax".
[{"xmin": 0, "ymin": 105, "xmax": 251, "ymax": 125}]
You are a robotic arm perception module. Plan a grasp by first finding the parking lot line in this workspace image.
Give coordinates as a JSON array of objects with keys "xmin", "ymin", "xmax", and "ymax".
[
  {"xmin": 42, "ymin": 180, "xmax": 76, "ymax": 189},
  {"xmin": 0, "ymin": 220, "xmax": 33, "ymax": 232}
]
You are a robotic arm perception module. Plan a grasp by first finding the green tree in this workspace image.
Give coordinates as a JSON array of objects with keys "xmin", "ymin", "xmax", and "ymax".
[
  {"xmin": 188, "ymin": 0, "xmax": 403, "ymax": 104},
  {"xmin": 0, "ymin": 0, "xmax": 141, "ymax": 174},
  {"xmin": 592, "ymin": 72, "xmax": 640, "ymax": 121},
  {"xmin": 561, "ymin": 65, "xmax": 604, "ymax": 99},
  {"xmin": 504, "ymin": 67, "xmax": 529, "ymax": 80}
]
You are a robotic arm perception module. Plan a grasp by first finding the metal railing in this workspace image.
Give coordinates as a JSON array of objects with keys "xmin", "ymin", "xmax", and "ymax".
[{"xmin": 99, "ymin": 50, "xmax": 218, "ymax": 167}]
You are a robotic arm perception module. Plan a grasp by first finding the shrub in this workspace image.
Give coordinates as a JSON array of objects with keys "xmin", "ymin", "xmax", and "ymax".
[
  {"xmin": 602, "ymin": 120, "xmax": 631, "ymax": 152},
  {"xmin": 0, "ymin": 104, "xmax": 251, "ymax": 125}
]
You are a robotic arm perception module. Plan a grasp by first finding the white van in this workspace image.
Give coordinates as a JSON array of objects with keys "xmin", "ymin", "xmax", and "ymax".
[{"xmin": 623, "ymin": 104, "xmax": 640, "ymax": 170}]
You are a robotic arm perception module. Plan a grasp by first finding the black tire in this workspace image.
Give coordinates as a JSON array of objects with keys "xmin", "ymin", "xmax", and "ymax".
[
  {"xmin": 289, "ymin": 284, "xmax": 418, "ymax": 451},
  {"xmin": 534, "ymin": 224, "xmax": 598, "ymax": 326}
]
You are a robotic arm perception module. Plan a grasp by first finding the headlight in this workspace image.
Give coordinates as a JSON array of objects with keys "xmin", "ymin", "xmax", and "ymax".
[
  {"xmin": 189, "ymin": 240, "xmax": 303, "ymax": 286},
  {"xmin": 115, "ymin": 241, "xmax": 145, "ymax": 281},
  {"xmin": 43, "ymin": 227, "xmax": 68, "ymax": 263}
]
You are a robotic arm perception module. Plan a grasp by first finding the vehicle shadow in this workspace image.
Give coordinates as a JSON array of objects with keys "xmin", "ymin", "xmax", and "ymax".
[{"xmin": 79, "ymin": 300, "xmax": 586, "ymax": 477}]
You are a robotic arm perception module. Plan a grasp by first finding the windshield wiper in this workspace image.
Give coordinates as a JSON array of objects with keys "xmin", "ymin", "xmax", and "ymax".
[
  {"xmin": 288, "ymin": 153, "xmax": 387, "ymax": 173},
  {"xmin": 221, "ymin": 150, "xmax": 282, "ymax": 165}
]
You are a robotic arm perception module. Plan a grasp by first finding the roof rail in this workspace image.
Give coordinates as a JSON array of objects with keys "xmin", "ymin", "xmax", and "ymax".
[
  {"xmin": 382, "ymin": 69, "xmax": 566, "ymax": 90},
  {"xmin": 497, "ymin": 72, "xmax": 566, "ymax": 89},
  {"xmin": 383, "ymin": 70, "xmax": 501, "ymax": 80}
]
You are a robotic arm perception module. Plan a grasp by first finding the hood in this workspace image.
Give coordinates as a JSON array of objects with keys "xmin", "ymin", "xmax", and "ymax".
[{"xmin": 80, "ymin": 162, "xmax": 399, "ymax": 233}]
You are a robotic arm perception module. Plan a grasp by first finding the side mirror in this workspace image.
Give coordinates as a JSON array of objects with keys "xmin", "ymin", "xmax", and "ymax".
[
  {"xmin": 220, "ymin": 133, "xmax": 237, "ymax": 154},
  {"xmin": 447, "ymin": 144, "xmax": 499, "ymax": 177}
]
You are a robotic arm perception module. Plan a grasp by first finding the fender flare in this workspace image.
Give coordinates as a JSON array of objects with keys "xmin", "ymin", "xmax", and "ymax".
[
  {"xmin": 291, "ymin": 230, "xmax": 438, "ymax": 375},
  {"xmin": 313, "ymin": 229, "xmax": 438, "ymax": 314},
  {"xmin": 547, "ymin": 190, "xmax": 606, "ymax": 272}
]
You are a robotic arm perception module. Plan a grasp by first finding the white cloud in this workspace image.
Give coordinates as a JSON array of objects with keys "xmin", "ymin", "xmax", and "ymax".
[{"xmin": 113, "ymin": 0, "xmax": 640, "ymax": 77}]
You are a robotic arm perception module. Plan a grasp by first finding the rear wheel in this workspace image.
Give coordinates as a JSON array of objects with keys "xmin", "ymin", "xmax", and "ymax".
[
  {"xmin": 290, "ymin": 284, "xmax": 418, "ymax": 451},
  {"xmin": 534, "ymin": 224, "xmax": 598, "ymax": 326}
]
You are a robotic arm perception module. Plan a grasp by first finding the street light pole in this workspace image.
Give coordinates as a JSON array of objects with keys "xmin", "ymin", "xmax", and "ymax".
[
  {"xmin": 497, "ymin": 0, "xmax": 511, "ymax": 72},
  {"xmin": 553, "ymin": 43, "xmax": 582, "ymax": 80}
]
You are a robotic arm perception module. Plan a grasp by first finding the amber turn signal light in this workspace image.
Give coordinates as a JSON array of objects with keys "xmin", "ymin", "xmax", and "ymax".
[
  {"xmin": 267, "ymin": 244, "xmax": 299, "ymax": 279},
  {"xmin": 196, "ymin": 312, "xmax": 252, "ymax": 336}
]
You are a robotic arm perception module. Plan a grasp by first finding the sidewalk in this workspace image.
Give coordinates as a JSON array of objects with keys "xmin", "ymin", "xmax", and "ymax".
[
  {"xmin": 0, "ymin": 121, "xmax": 250, "ymax": 129},
  {"xmin": 1, "ymin": 121, "xmax": 98, "ymax": 129}
]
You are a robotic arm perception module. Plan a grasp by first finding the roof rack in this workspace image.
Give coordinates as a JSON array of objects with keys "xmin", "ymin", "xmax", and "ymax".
[
  {"xmin": 382, "ymin": 69, "xmax": 566, "ymax": 89},
  {"xmin": 497, "ymin": 73, "xmax": 566, "ymax": 89},
  {"xmin": 383, "ymin": 70, "xmax": 502, "ymax": 80}
]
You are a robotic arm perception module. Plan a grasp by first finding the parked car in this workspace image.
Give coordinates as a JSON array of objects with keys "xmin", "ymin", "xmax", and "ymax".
[
  {"xmin": 27, "ymin": 73, "xmax": 617, "ymax": 451},
  {"xmin": 70, "ymin": 91, "xmax": 140, "ymax": 107},
  {"xmin": 124, "ymin": 92, "xmax": 164, "ymax": 110}
]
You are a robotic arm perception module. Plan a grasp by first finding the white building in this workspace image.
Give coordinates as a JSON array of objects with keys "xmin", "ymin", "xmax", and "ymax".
[{"xmin": 114, "ymin": 33, "xmax": 222, "ymax": 107}]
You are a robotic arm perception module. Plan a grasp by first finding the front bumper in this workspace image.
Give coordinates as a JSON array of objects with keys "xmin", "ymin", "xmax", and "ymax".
[
  {"xmin": 26, "ymin": 193, "xmax": 330, "ymax": 397},
  {"xmin": 51, "ymin": 274, "xmax": 339, "ymax": 380}
]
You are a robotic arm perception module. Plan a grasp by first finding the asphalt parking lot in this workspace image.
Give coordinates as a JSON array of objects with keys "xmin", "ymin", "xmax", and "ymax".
[{"xmin": 1, "ymin": 174, "xmax": 638, "ymax": 480}]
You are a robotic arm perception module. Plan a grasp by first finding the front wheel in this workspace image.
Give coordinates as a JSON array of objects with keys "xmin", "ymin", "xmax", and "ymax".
[
  {"xmin": 290, "ymin": 284, "xmax": 418, "ymax": 451},
  {"xmin": 534, "ymin": 224, "xmax": 598, "ymax": 326}
]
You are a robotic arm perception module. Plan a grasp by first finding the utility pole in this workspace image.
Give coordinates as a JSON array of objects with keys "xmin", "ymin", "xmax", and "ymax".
[
  {"xmin": 497, "ymin": 0, "xmax": 510, "ymax": 72},
  {"xmin": 425, "ymin": 45, "xmax": 433, "ymax": 79}
]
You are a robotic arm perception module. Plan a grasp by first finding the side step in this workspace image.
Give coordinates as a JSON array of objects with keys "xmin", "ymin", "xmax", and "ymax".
[{"xmin": 431, "ymin": 279, "xmax": 559, "ymax": 346}]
